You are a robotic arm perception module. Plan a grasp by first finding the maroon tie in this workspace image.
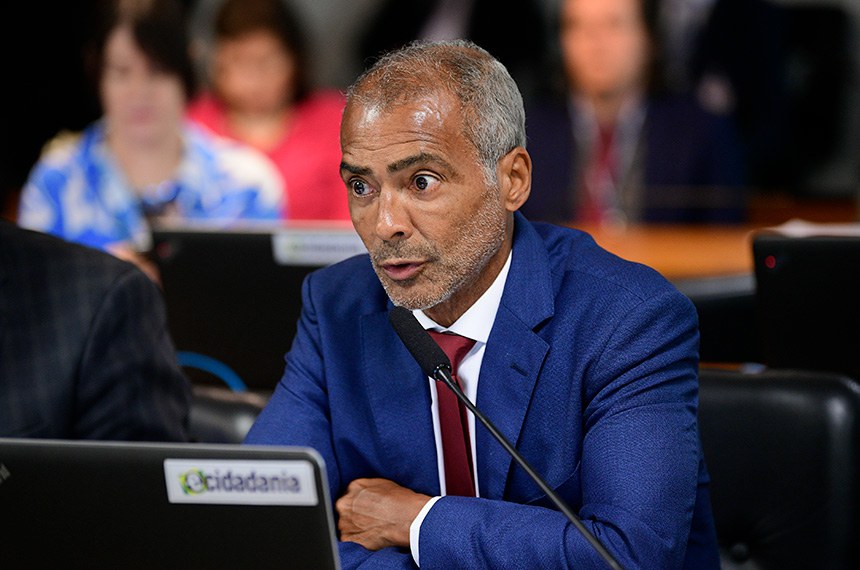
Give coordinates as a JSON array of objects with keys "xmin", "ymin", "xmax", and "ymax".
[
  {"xmin": 578, "ymin": 123, "xmax": 616, "ymax": 224},
  {"xmin": 427, "ymin": 330, "xmax": 477, "ymax": 497}
]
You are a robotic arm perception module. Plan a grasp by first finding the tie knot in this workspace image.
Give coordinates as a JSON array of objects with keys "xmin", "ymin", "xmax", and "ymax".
[{"xmin": 427, "ymin": 330, "xmax": 476, "ymax": 372}]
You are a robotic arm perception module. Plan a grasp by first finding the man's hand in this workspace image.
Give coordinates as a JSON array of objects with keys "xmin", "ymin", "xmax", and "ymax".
[{"xmin": 336, "ymin": 478, "xmax": 431, "ymax": 551}]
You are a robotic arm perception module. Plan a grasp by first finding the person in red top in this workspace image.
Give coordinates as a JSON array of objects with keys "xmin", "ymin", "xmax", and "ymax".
[{"xmin": 187, "ymin": 0, "xmax": 349, "ymax": 221}]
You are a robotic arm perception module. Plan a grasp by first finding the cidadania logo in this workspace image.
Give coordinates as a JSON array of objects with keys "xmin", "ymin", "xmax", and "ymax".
[
  {"xmin": 178, "ymin": 467, "xmax": 302, "ymax": 495},
  {"xmin": 164, "ymin": 459, "xmax": 318, "ymax": 506}
]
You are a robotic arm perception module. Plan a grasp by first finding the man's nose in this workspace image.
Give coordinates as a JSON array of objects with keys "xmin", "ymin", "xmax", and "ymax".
[{"xmin": 375, "ymin": 190, "xmax": 412, "ymax": 242}]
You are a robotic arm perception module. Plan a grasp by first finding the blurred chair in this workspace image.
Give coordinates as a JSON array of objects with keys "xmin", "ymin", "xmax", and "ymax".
[
  {"xmin": 698, "ymin": 367, "xmax": 860, "ymax": 569},
  {"xmin": 188, "ymin": 385, "xmax": 270, "ymax": 443},
  {"xmin": 675, "ymin": 273, "xmax": 759, "ymax": 365}
]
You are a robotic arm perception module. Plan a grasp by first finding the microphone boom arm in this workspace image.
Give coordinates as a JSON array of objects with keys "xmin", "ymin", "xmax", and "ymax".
[
  {"xmin": 433, "ymin": 366, "xmax": 624, "ymax": 570},
  {"xmin": 388, "ymin": 305, "xmax": 623, "ymax": 569}
]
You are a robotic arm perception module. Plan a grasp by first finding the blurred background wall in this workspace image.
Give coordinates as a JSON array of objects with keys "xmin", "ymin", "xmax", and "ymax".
[{"xmin": 3, "ymin": 0, "xmax": 859, "ymax": 221}]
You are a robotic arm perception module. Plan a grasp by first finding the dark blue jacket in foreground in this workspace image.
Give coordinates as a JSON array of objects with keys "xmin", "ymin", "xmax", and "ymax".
[{"xmin": 0, "ymin": 221, "xmax": 190, "ymax": 440}]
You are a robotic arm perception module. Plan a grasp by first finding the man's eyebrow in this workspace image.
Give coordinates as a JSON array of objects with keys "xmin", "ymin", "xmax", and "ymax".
[
  {"xmin": 387, "ymin": 152, "xmax": 453, "ymax": 174},
  {"xmin": 340, "ymin": 162, "xmax": 371, "ymax": 176},
  {"xmin": 340, "ymin": 153, "xmax": 456, "ymax": 177}
]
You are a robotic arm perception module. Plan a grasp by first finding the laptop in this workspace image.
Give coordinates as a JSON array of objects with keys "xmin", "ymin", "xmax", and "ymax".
[
  {"xmin": 149, "ymin": 221, "xmax": 366, "ymax": 392},
  {"xmin": 752, "ymin": 224, "xmax": 860, "ymax": 379},
  {"xmin": 0, "ymin": 438, "xmax": 340, "ymax": 569}
]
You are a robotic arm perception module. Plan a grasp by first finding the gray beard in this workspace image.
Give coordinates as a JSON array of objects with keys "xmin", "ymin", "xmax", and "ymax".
[{"xmin": 372, "ymin": 188, "xmax": 507, "ymax": 312}]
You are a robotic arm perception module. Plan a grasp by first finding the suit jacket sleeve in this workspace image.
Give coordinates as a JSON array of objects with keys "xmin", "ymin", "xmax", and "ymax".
[
  {"xmin": 75, "ymin": 265, "xmax": 191, "ymax": 441},
  {"xmin": 417, "ymin": 290, "xmax": 702, "ymax": 569}
]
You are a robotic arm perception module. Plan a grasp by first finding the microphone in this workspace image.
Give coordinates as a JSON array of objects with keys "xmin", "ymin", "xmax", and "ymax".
[{"xmin": 388, "ymin": 306, "xmax": 623, "ymax": 570}]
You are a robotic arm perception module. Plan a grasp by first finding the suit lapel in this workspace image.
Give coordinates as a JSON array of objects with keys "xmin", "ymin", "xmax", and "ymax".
[
  {"xmin": 359, "ymin": 308, "xmax": 442, "ymax": 495},
  {"xmin": 476, "ymin": 214, "xmax": 555, "ymax": 500},
  {"xmin": 353, "ymin": 214, "xmax": 556, "ymax": 499}
]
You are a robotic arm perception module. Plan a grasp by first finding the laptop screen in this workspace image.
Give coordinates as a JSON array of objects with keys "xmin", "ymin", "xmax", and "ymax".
[{"xmin": 0, "ymin": 438, "xmax": 341, "ymax": 569}]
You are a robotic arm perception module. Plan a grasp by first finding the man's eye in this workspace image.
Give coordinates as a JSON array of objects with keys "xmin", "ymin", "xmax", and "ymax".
[
  {"xmin": 350, "ymin": 179, "xmax": 372, "ymax": 196},
  {"xmin": 413, "ymin": 175, "xmax": 438, "ymax": 191}
]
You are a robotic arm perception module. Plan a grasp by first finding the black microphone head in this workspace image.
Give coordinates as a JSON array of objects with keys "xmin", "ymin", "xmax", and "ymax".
[{"xmin": 388, "ymin": 306, "xmax": 451, "ymax": 378}]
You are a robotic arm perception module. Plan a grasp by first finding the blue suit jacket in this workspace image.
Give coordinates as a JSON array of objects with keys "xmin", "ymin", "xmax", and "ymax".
[{"xmin": 245, "ymin": 213, "xmax": 719, "ymax": 569}]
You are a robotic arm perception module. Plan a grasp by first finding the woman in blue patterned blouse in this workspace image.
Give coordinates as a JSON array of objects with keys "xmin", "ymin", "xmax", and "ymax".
[{"xmin": 18, "ymin": 0, "xmax": 285, "ymax": 279}]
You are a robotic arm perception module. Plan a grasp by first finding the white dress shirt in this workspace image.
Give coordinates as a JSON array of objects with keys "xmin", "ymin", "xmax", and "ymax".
[{"xmin": 408, "ymin": 249, "xmax": 513, "ymax": 565}]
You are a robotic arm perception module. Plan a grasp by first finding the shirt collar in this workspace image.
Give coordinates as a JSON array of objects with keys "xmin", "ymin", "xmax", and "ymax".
[
  {"xmin": 570, "ymin": 92, "xmax": 647, "ymax": 131},
  {"xmin": 413, "ymin": 247, "xmax": 513, "ymax": 344}
]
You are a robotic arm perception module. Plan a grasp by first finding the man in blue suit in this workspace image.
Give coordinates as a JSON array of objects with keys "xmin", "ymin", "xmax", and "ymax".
[{"xmin": 245, "ymin": 39, "xmax": 719, "ymax": 568}]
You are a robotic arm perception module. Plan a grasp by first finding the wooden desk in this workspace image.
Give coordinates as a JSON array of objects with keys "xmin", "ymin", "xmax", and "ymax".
[{"xmin": 571, "ymin": 223, "xmax": 763, "ymax": 281}]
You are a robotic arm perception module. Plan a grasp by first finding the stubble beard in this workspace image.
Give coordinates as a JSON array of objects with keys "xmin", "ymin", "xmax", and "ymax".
[{"xmin": 371, "ymin": 189, "xmax": 508, "ymax": 311}]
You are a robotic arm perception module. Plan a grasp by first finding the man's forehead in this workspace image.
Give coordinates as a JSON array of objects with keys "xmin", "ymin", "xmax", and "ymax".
[
  {"xmin": 341, "ymin": 96, "xmax": 464, "ymax": 153},
  {"xmin": 345, "ymin": 94, "xmax": 454, "ymax": 125}
]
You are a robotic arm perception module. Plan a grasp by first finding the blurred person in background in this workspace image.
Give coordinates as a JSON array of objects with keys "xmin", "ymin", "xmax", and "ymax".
[
  {"xmin": 522, "ymin": 0, "xmax": 747, "ymax": 226},
  {"xmin": 187, "ymin": 0, "xmax": 349, "ymax": 221},
  {"xmin": 17, "ymin": 0, "xmax": 284, "ymax": 280}
]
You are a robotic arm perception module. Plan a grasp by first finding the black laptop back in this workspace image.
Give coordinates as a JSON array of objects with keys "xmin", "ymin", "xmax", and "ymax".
[
  {"xmin": 753, "ymin": 230, "xmax": 860, "ymax": 379},
  {"xmin": 150, "ymin": 223, "xmax": 365, "ymax": 391},
  {"xmin": 0, "ymin": 438, "xmax": 340, "ymax": 569}
]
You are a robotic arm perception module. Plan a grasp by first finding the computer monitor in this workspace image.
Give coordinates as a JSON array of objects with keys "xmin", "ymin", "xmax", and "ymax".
[
  {"xmin": 752, "ymin": 227, "xmax": 860, "ymax": 379},
  {"xmin": 0, "ymin": 438, "xmax": 340, "ymax": 569},
  {"xmin": 150, "ymin": 221, "xmax": 366, "ymax": 392}
]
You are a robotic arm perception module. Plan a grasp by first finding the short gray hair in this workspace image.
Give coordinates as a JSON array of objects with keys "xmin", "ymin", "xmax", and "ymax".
[{"xmin": 346, "ymin": 40, "xmax": 526, "ymax": 183}]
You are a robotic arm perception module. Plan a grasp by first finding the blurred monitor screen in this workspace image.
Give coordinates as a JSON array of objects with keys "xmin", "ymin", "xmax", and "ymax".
[
  {"xmin": 150, "ymin": 222, "xmax": 366, "ymax": 392},
  {"xmin": 753, "ymin": 227, "xmax": 860, "ymax": 380}
]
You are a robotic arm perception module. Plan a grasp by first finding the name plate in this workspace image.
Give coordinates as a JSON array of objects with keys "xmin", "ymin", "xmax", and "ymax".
[
  {"xmin": 271, "ymin": 230, "xmax": 366, "ymax": 266},
  {"xmin": 164, "ymin": 459, "xmax": 318, "ymax": 506}
]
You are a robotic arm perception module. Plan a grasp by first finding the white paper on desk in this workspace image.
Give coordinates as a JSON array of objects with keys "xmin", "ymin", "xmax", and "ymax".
[{"xmin": 768, "ymin": 219, "xmax": 860, "ymax": 237}]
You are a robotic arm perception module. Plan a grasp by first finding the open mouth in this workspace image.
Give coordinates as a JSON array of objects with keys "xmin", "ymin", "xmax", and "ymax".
[{"xmin": 380, "ymin": 261, "xmax": 424, "ymax": 281}]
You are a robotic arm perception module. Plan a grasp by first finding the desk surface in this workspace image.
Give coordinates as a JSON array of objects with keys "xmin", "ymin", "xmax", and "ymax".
[{"xmin": 571, "ymin": 223, "xmax": 763, "ymax": 281}]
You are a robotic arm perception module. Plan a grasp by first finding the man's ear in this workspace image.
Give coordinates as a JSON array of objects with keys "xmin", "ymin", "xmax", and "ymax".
[{"xmin": 498, "ymin": 146, "xmax": 531, "ymax": 212}]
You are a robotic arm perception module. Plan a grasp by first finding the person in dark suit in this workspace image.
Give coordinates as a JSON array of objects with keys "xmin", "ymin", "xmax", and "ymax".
[
  {"xmin": 522, "ymin": 0, "xmax": 747, "ymax": 226},
  {"xmin": 245, "ymin": 39, "xmax": 719, "ymax": 568},
  {"xmin": 0, "ymin": 220, "xmax": 191, "ymax": 440}
]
